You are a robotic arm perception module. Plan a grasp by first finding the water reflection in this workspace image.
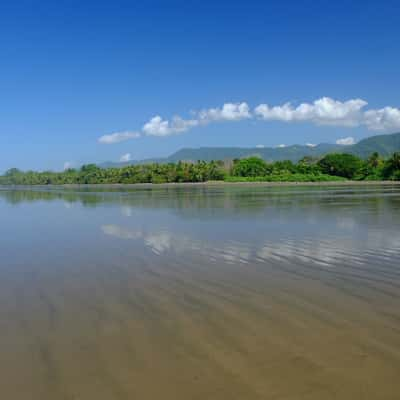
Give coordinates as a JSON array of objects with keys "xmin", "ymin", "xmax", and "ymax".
[
  {"xmin": 2, "ymin": 184, "xmax": 400, "ymax": 220},
  {"xmin": 102, "ymin": 224, "xmax": 205, "ymax": 256},
  {"xmin": 101, "ymin": 217, "xmax": 400, "ymax": 272},
  {"xmin": 1, "ymin": 185, "xmax": 400, "ymax": 399}
]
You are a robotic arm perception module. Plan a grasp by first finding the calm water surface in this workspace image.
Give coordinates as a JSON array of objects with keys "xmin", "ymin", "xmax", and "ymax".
[{"xmin": 1, "ymin": 184, "xmax": 400, "ymax": 399}]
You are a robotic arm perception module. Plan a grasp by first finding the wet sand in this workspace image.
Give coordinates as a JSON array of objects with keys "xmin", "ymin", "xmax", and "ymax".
[{"xmin": 1, "ymin": 255, "xmax": 400, "ymax": 399}]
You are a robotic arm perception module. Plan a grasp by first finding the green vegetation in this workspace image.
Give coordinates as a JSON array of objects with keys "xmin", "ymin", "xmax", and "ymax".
[
  {"xmin": 317, "ymin": 153, "xmax": 363, "ymax": 179},
  {"xmin": 232, "ymin": 157, "xmax": 270, "ymax": 177},
  {"xmin": 2, "ymin": 152, "xmax": 400, "ymax": 185},
  {"xmin": 0, "ymin": 161, "xmax": 226, "ymax": 185}
]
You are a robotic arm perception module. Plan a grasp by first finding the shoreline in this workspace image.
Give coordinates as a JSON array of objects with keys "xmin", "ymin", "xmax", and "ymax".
[{"xmin": 1, "ymin": 180, "xmax": 400, "ymax": 190}]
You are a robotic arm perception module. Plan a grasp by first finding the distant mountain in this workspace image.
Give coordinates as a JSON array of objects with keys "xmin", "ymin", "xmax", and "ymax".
[
  {"xmin": 349, "ymin": 132, "xmax": 400, "ymax": 158},
  {"xmin": 100, "ymin": 157, "xmax": 165, "ymax": 169},
  {"xmin": 167, "ymin": 143, "xmax": 343, "ymax": 163},
  {"xmin": 99, "ymin": 132, "xmax": 400, "ymax": 167}
]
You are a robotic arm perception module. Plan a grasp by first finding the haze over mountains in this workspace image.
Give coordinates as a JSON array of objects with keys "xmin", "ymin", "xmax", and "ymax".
[{"xmin": 100, "ymin": 132, "xmax": 400, "ymax": 168}]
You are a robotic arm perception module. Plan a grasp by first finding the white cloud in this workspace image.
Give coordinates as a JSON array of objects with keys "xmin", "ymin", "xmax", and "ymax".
[
  {"xmin": 197, "ymin": 102, "xmax": 251, "ymax": 122},
  {"xmin": 142, "ymin": 116, "xmax": 171, "ymax": 136},
  {"xmin": 143, "ymin": 115, "xmax": 198, "ymax": 136},
  {"xmin": 363, "ymin": 107, "xmax": 400, "ymax": 131},
  {"xmin": 98, "ymin": 98, "xmax": 400, "ymax": 144},
  {"xmin": 255, "ymin": 103, "xmax": 295, "ymax": 122},
  {"xmin": 119, "ymin": 153, "xmax": 132, "ymax": 162},
  {"xmin": 63, "ymin": 161, "xmax": 74, "ymax": 170},
  {"xmin": 98, "ymin": 131, "xmax": 141, "ymax": 144},
  {"xmin": 254, "ymin": 98, "xmax": 400, "ymax": 132},
  {"xmin": 142, "ymin": 102, "xmax": 250, "ymax": 137},
  {"xmin": 336, "ymin": 136, "xmax": 356, "ymax": 145},
  {"xmin": 254, "ymin": 97, "xmax": 367, "ymax": 127},
  {"xmin": 255, "ymin": 144, "xmax": 265, "ymax": 148},
  {"xmin": 306, "ymin": 143, "xmax": 317, "ymax": 147},
  {"xmin": 277, "ymin": 144, "xmax": 286, "ymax": 148}
]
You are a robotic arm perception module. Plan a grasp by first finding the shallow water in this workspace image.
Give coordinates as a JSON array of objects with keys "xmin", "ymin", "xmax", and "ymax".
[{"xmin": 1, "ymin": 184, "xmax": 400, "ymax": 399}]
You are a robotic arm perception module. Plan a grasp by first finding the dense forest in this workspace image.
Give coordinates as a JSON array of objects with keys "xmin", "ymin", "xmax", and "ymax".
[{"xmin": 1, "ymin": 152, "xmax": 400, "ymax": 185}]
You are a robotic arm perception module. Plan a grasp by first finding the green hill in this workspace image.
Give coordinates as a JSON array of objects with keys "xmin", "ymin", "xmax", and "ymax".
[
  {"xmin": 167, "ymin": 144, "xmax": 339, "ymax": 163},
  {"xmin": 349, "ymin": 132, "xmax": 400, "ymax": 158},
  {"xmin": 100, "ymin": 132, "xmax": 400, "ymax": 167}
]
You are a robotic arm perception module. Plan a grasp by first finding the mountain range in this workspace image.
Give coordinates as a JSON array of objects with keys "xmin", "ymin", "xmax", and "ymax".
[{"xmin": 100, "ymin": 132, "xmax": 400, "ymax": 168}]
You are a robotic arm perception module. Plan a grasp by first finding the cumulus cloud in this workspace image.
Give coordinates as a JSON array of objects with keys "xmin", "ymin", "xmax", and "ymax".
[
  {"xmin": 254, "ymin": 97, "xmax": 367, "ymax": 127},
  {"xmin": 336, "ymin": 136, "xmax": 356, "ymax": 145},
  {"xmin": 254, "ymin": 98, "xmax": 400, "ymax": 132},
  {"xmin": 197, "ymin": 102, "xmax": 251, "ymax": 122},
  {"xmin": 306, "ymin": 143, "xmax": 317, "ymax": 147},
  {"xmin": 119, "ymin": 153, "xmax": 131, "ymax": 162},
  {"xmin": 63, "ymin": 161, "xmax": 74, "ymax": 170},
  {"xmin": 363, "ymin": 107, "xmax": 400, "ymax": 131},
  {"xmin": 277, "ymin": 144, "xmax": 286, "ymax": 148},
  {"xmin": 98, "ymin": 131, "xmax": 140, "ymax": 144},
  {"xmin": 98, "ymin": 97, "xmax": 400, "ymax": 144},
  {"xmin": 142, "ymin": 102, "xmax": 250, "ymax": 137},
  {"xmin": 142, "ymin": 115, "xmax": 198, "ymax": 137},
  {"xmin": 255, "ymin": 144, "xmax": 265, "ymax": 148}
]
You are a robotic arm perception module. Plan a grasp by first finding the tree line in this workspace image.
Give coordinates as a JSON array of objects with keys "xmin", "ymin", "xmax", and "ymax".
[{"xmin": 1, "ymin": 152, "xmax": 400, "ymax": 185}]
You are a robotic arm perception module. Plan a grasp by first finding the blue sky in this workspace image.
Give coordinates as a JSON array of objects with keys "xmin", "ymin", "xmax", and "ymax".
[{"xmin": 0, "ymin": 0, "xmax": 399, "ymax": 171}]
